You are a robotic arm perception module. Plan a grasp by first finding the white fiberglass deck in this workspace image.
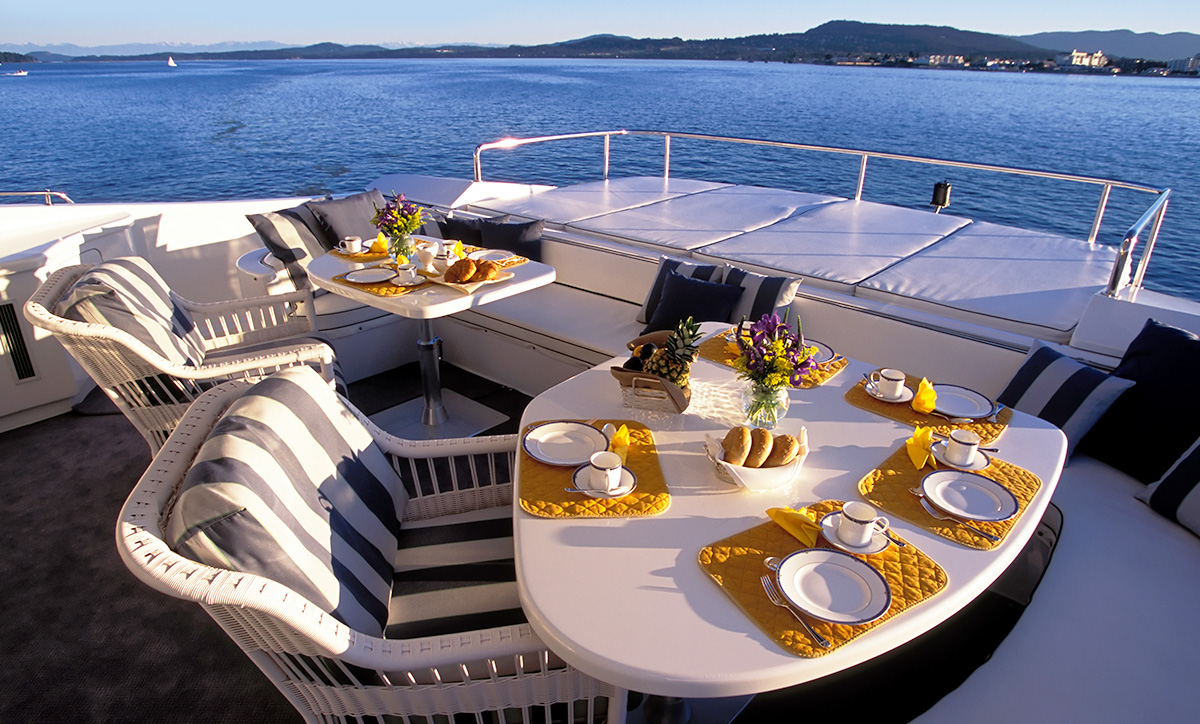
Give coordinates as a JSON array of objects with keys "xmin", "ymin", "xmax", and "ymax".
[{"xmin": 473, "ymin": 176, "xmax": 1116, "ymax": 342}]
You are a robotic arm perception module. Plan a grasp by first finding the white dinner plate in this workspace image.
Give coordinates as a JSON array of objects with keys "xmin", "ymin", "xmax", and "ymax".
[
  {"xmin": 865, "ymin": 383, "xmax": 915, "ymax": 404},
  {"xmin": 343, "ymin": 267, "xmax": 396, "ymax": 284},
  {"xmin": 819, "ymin": 512, "xmax": 889, "ymax": 555},
  {"xmin": 806, "ymin": 339, "xmax": 836, "ymax": 365},
  {"xmin": 931, "ymin": 441, "xmax": 992, "ymax": 471},
  {"xmin": 523, "ymin": 421, "xmax": 610, "ymax": 466},
  {"xmin": 468, "ymin": 249, "xmax": 515, "ymax": 262},
  {"xmin": 570, "ymin": 465, "xmax": 637, "ymax": 498},
  {"xmin": 776, "ymin": 548, "xmax": 892, "ymax": 625},
  {"xmin": 920, "ymin": 469, "xmax": 1019, "ymax": 522},
  {"xmin": 931, "ymin": 384, "xmax": 996, "ymax": 419}
]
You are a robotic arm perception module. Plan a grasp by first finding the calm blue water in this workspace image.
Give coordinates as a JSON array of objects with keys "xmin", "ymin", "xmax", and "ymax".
[{"xmin": 2, "ymin": 58, "xmax": 1198, "ymax": 300}]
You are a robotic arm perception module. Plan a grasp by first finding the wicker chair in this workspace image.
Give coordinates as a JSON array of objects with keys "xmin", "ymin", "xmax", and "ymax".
[
  {"xmin": 24, "ymin": 260, "xmax": 337, "ymax": 453},
  {"xmin": 116, "ymin": 376, "xmax": 627, "ymax": 724}
]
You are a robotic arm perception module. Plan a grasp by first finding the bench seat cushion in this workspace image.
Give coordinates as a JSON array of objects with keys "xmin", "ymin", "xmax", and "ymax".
[
  {"xmin": 457, "ymin": 283, "xmax": 644, "ymax": 363},
  {"xmin": 913, "ymin": 456, "xmax": 1200, "ymax": 723}
]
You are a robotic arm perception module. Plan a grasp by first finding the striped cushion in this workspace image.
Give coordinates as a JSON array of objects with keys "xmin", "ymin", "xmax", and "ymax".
[
  {"xmin": 55, "ymin": 256, "xmax": 206, "ymax": 367},
  {"xmin": 723, "ymin": 267, "xmax": 802, "ymax": 324},
  {"xmin": 387, "ymin": 506, "xmax": 524, "ymax": 640},
  {"xmin": 247, "ymin": 202, "xmax": 332, "ymax": 291},
  {"xmin": 1138, "ymin": 437, "xmax": 1200, "ymax": 537},
  {"xmin": 637, "ymin": 257, "xmax": 725, "ymax": 323},
  {"xmin": 997, "ymin": 341, "xmax": 1135, "ymax": 456},
  {"xmin": 166, "ymin": 366, "xmax": 407, "ymax": 637}
]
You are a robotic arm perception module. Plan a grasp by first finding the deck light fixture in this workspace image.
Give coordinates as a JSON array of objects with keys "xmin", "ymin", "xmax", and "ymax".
[{"xmin": 931, "ymin": 180, "xmax": 952, "ymax": 213}]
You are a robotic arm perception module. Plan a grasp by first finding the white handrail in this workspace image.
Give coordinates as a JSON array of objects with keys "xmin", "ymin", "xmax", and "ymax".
[
  {"xmin": 473, "ymin": 129, "xmax": 1170, "ymax": 295},
  {"xmin": 0, "ymin": 190, "xmax": 74, "ymax": 205}
]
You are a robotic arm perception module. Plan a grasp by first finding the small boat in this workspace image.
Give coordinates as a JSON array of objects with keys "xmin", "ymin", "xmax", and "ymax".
[
  {"xmin": 167, "ymin": 56, "xmax": 177, "ymax": 67},
  {"xmin": 5, "ymin": 70, "xmax": 28, "ymax": 77}
]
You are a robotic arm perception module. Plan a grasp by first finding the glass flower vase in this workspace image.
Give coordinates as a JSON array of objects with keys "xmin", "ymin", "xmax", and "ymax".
[
  {"xmin": 387, "ymin": 234, "xmax": 415, "ymax": 264},
  {"xmin": 742, "ymin": 381, "xmax": 790, "ymax": 429}
]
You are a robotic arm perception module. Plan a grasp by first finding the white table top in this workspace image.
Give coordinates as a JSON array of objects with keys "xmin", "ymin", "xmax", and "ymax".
[
  {"xmin": 306, "ymin": 247, "xmax": 556, "ymax": 320},
  {"xmin": 514, "ymin": 327, "xmax": 1066, "ymax": 698}
]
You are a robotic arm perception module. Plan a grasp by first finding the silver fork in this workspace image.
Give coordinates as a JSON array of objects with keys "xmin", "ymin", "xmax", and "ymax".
[
  {"xmin": 760, "ymin": 575, "xmax": 832, "ymax": 648},
  {"xmin": 910, "ymin": 491, "xmax": 1002, "ymax": 542}
]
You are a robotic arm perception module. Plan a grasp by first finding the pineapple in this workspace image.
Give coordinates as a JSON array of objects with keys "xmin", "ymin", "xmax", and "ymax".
[{"xmin": 643, "ymin": 317, "xmax": 702, "ymax": 388}]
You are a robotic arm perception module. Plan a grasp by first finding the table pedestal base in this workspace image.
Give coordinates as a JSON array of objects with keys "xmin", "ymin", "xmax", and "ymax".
[
  {"xmin": 368, "ymin": 390, "xmax": 508, "ymax": 440},
  {"xmin": 630, "ymin": 695, "xmax": 751, "ymax": 724}
]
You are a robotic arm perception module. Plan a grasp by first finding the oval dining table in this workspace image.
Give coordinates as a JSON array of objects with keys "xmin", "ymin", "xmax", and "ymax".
[{"xmin": 512, "ymin": 325, "xmax": 1066, "ymax": 705}]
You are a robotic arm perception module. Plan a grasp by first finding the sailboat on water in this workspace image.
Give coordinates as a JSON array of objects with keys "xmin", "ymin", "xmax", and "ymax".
[{"xmin": 167, "ymin": 56, "xmax": 177, "ymax": 67}]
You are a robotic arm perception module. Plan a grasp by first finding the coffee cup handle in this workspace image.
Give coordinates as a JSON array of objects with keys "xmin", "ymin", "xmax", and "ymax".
[{"xmin": 873, "ymin": 517, "xmax": 890, "ymax": 533}]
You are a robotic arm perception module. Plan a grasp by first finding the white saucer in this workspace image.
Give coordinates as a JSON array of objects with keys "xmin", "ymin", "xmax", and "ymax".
[
  {"xmin": 865, "ymin": 383, "xmax": 915, "ymax": 404},
  {"xmin": 390, "ymin": 275, "xmax": 425, "ymax": 287},
  {"xmin": 819, "ymin": 511, "xmax": 889, "ymax": 555},
  {"xmin": 571, "ymin": 465, "xmax": 637, "ymax": 498},
  {"xmin": 931, "ymin": 441, "xmax": 991, "ymax": 471}
]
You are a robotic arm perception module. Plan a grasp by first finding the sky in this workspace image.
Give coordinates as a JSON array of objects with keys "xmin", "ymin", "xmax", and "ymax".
[{"xmin": 4, "ymin": 0, "xmax": 1198, "ymax": 47}]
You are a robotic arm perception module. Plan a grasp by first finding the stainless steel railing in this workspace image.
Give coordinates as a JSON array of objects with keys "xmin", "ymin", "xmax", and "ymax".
[
  {"xmin": 473, "ymin": 129, "xmax": 1170, "ymax": 296},
  {"xmin": 0, "ymin": 190, "xmax": 75, "ymax": 205}
]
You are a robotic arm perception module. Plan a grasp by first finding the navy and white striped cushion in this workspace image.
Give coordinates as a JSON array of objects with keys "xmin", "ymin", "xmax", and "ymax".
[
  {"xmin": 56, "ymin": 256, "xmax": 206, "ymax": 367},
  {"xmin": 1138, "ymin": 437, "xmax": 1200, "ymax": 538},
  {"xmin": 637, "ymin": 257, "xmax": 724, "ymax": 323},
  {"xmin": 166, "ymin": 366, "xmax": 406, "ymax": 637},
  {"xmin": 723, "ymin": 267, "xmax": 802, "ymax": 324},
  {"xmin": 997, "ymin": 341, "xmax": 1135, "ymax": 456},
  {"xmin": 247, "ymin": 203, "xmax": 332, "ymax": 291},
  {"xmin": 387, "ymin": 506, "xmax": 524, "ymax": 639}
]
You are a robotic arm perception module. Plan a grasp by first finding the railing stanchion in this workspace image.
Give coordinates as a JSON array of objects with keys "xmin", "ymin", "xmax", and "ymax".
[
  {"xmin": 1088, "ymin": 184, "xmax": 1112, "ymax": 244},
  {"xmin": 1132, "ymin": 197, "xmax": 1170, "ymax": 294},
  {"xmin": 603, "ymin": 134, "xmax": 611, "ymax": 180},
  {"xmin": 663, "ymin": 135, "xmax": 671, "ymax": 179},
  {"xmin": 855, "ymin": 154, "xmax": 868, "ymax": 201}
]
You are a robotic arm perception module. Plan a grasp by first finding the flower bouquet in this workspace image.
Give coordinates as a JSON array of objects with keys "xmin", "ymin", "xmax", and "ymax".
[
  {"xmin": 731, "ymin": 312, "xmax": 818, "ymax": 428},
  {"xmin": 372, "ymin": 192, "xmax": 428, "ymax": 263}
]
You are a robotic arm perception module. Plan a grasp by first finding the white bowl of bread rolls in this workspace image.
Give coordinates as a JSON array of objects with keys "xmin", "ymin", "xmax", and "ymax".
[{"xmin": 704, "ymin": 426, "xmax": 809, "ymax": 491}]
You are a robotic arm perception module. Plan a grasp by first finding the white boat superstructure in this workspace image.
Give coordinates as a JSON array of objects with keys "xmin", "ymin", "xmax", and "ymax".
[{"xmin": 1, "ymin": 130, "xmax": 1198, "ymax": 723}]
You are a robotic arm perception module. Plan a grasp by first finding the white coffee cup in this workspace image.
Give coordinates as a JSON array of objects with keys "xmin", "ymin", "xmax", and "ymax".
[
  {"xmin": 869, "ymin": 368, "xmax": 906, "ymax": 400},
  {"xmin": 394, "ymin": 263, "xmax": 420, "ymax": 284},
  {"xmin": 945, "ymin": 429, "xmax": 981, "ymax": 466},
  {"xmin": 338, "ymin": 236, "xmax": 364, "ymax": 254},
  {"xmin": 838, "ymin": 501, "xmax": 890, "ymax": 548},
  {"xmin": 414, "ymin": 241, "xmax": 439, "ymax": 270},
  {"xmin": 588, "ymin": 450, "xmax": 623, "ymax": 492}
]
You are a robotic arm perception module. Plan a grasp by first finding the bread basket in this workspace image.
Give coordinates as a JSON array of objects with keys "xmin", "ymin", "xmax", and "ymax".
[{"xmin": 703, "ymin": 428, "xmax": 808, "ymax": 491}]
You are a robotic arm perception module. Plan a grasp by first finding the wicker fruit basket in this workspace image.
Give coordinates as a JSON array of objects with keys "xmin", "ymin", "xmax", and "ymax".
[{"xmin": 610, "ymin": 367, "xmax": 691, "ymax": 413}]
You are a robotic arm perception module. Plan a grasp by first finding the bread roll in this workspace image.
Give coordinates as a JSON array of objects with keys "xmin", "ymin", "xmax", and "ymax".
[
  {"xmin": 722, "ymin": 427, "xmax": 751, "ymax": 466},
  {"xmin": 469, "ymin": 259, "xmax": 501, "ymax": 282},
  {"xmin": 743, "ymin": 428, "xmax": 774, "ymax": 468},
  {"xmin": 445, "ymin": 258, "xmax": 476, "ymax": 283},
  {"xmin": 763, "ymin": 434, "xmax": 800, "ymax": 467}
]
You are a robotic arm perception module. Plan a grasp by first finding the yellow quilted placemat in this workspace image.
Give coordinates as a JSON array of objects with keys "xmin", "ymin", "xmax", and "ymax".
[
  {"xmin": 328, "ymin": 248, "xmax": 390, "ymax": 262},
  {"xmin": 698, "ymin": 500, "xmax": 947, "ymax": 658},
  {"xmin": 332, "ymin": 263, "xmax": 432, "ymax": 297},
  {"xmin": 697, "ymin": 328, "xmax": 847, "ymax": 389},
  {"xmin": 844, "ymin": 372, "xmax": 1013, "ymax": 445},
  {"xmin": 857, "ymin": 444, "xmax": 1042, "ymax": 550},
  {"xmin": 518, "ymin": 420, "xmax": 670, "ymax": 518}
]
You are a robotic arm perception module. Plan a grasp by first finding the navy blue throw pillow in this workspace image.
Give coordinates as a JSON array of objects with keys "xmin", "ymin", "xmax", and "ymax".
[
  {"xmin": 1078, "ymin": 319, "xmax": 1200, "ymax": 482},
  {"xmin": 642, "ymin": 271, "xmax": 744, "ymax": 334}
]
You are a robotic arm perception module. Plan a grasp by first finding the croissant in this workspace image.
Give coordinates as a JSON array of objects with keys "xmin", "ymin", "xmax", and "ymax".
[
  {"xmin": 444, "ymin": 258, "xmax": 477, "ymax": 283},
  {"xmin": 469, "ymin": 260, "xmax": 501, "ymax": 282}
]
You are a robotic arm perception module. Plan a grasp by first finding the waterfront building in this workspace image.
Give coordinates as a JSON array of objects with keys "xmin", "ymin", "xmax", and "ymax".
[
  {"xmin": 1166, "ymin": 54, "xmax": 1200, "ymax": 73},
  {"xmin": 1055, "ymin": 49, "xmax": 1108, "ymax": 68}
]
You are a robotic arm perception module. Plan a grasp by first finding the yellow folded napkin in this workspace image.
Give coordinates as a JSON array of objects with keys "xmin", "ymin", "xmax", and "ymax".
[
  {"xmin": 767, "ymin": 507, "xmax": 822, "ymax": 548},
  {"xmin": 906, "ymin": 425, "xmax": 935, "ymax": 470},
  {"xmin": 608, "ymin": 424, "xmax": 630, "ymax": 465},
  {"xmin": 452, "ymin": 240, "xmax": 465, "ymax": 259},
  {"xmin": 372, "ymin": 232, "xmax": 388, "ymax": 253},
  {"xmin": 911, "ymin": 377, "xmax": 937, "ymax": 414}
]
